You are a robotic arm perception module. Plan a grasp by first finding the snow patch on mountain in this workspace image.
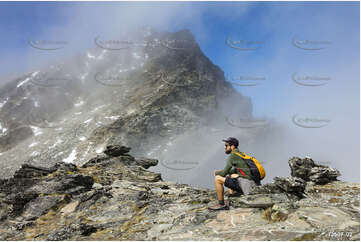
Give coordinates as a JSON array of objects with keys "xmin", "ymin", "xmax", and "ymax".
[
  {"xmin": 74, "ymin": 99, "xmax": 85, "ymax": 107},
  {"xmin": 0, "ymin": 122, "xmax": 7, "ymax": 134},
  {"xmin": 17, "ymin": 77, "xmax": 31, "ymax": 88},
  {"xmin": 30, "ymin": 126, "xmax": 43, "ymax": 136},
  {"xmin": 0, "ymin": 98, "xmax": 9, "ymax": 109},
  {"xmin": 49, "ymin": 138, "xmax": 63, "ymax": 149},
  {"xmin": 87, "ymin": 52, "xmax": 96, "ymax": 59},
  {"xmin": 63, "ymin": 149, "xmax": 77, "ymax": 163}
]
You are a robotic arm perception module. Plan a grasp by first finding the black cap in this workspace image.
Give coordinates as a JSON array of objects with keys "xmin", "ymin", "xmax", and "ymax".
[{"xmin": 222, "ymin": 137, "xmax": 239, "ymax": 147}]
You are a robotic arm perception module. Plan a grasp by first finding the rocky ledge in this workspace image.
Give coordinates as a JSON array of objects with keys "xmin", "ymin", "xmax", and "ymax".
[{"xmin": 0, "ymin": 145, "xmax": 359, "ymax": 241}]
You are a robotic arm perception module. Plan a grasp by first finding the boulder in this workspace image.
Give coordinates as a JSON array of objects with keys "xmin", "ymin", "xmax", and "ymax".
[
  {"xmin": 135, "ymin": 158, "xmax": 158, "ymax": 169},
  {"xmin": 0, "ymin": 162, "xmax": 93, "ymax": 219},
  {"xmin": 26, "ymin": 174, "xmax": 94, "ymax": 195},
  {"xmin": 22, "ymin": 195, "xmax": 69, "ymax": 220},
  {"xmin": 273, "ymin": 176, "xmax": 306, "ymax": 197},
  {"xmin": 103, "ymin": 145, "xmax": 131, "ymax": 157},
  {"xmin": 288, "ymin": 157, "xmax": 340, "ymax": 184}
]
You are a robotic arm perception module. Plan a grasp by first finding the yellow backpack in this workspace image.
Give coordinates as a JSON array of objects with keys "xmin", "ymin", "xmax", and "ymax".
[{"xmin": 234, "ymin": 152, "xmax": 266, "ymax": 185}]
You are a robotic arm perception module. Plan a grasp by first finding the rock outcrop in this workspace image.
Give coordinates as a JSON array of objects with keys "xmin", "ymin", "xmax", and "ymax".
[
  {"xmin": 0, "ymin": 148, "xmax": 359, "ymax": 241},
  {"xmin": 289, "ymin": 156, "xmax": 341, "ymax": 184}
]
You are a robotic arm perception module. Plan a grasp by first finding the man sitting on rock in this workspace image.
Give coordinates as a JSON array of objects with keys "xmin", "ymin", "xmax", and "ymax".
[{"xmin": 208, "ymin": 137, "xmax": 257, "ymax": 211}]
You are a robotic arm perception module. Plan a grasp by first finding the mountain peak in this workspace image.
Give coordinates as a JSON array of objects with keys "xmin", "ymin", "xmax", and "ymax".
[{"xmin": 0, "ymin": 28, "xmax": 253, "ymax": 179}]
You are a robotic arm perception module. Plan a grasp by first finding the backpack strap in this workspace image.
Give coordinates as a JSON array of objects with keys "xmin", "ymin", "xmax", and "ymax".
[
  {"xmin": 233, "ymin": 152, "xmax": 245, "ymax": 159},
  {"xmin": 237, "ymin": 168, "xmax": 246, "ymax": 177},
  {"xmin": 232, "ymin": 152, "xmax": 247, "ymax": 177}
]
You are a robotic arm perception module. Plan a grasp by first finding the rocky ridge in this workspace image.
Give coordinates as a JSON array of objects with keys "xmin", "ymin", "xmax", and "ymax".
[{"xmin": 0, "ymin": 145, "xmax": 359, "ymax": 241}]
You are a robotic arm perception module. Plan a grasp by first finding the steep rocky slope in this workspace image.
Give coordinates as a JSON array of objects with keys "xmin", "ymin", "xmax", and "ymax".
[
  {"xmin": 0, "ymin": 145, "xmax": 359, "ymax": 241},
  {"xmin": 0, "ymin": 28, "xmax": 256, "ymax": 180}
]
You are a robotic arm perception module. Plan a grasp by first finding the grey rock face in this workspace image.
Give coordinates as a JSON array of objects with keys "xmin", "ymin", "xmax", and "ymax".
[
  {"xmin": 135, "ymin": 157, "xmax": 159, "ymax": 169},
  {"xmin": 0, "ymin": 151, "xmax": 358, "ymax": 241},
  {"xmin": 273, "ymin": 176, "xmax": 306, "ymax": 197},
  {"xmin": 22, "ymin": 195, "xmax": 68, "ymax": 221},
  {"xmin": 0, "ymin": 162, "xmax": 93, "ymax": 219},
  {"xmin": 26, "ymin": 174, "xmax": 94, "ymax": 195},
  {"xmin": 103, "ymin": 145, "xmax": 131, "ymax": 157},
  {"xmin": 289, "ymin": 157, "xmax": 341, "ymax": 184}
]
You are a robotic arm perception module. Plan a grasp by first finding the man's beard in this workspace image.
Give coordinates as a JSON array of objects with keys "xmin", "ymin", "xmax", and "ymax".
[{"xmin": 225, "ymin": 149, "xmax": 231, "ymax": 154}]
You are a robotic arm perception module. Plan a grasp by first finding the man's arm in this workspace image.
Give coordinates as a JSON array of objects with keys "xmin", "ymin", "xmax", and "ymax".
[
  {"xmin": 215, "ymin": 157, "xmax": 232, "ymax": 177},
  {"xmin": 213, "ymin": 169, "xmax": 222, "ymax": 176}
]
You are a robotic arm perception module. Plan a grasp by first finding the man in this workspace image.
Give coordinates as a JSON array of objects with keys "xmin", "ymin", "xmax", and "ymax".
[{"xmin": 208, "ymin": 137, "xmax": 257, "ymax": 211}]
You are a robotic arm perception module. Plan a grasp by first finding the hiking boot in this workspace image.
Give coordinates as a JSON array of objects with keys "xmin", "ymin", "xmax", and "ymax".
[{"xmin": 208, "ymin": 203, "xmax": 229, "ymax": 211}]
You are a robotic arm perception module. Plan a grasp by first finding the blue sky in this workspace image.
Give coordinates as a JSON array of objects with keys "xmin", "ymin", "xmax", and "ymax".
[
  {"xmin": 0, "ymin": 1, "xmax": 359, "ymax": 118},
  {"xmin": 0, "ymin": 1, "xmax": 359, "ymax": 180}
]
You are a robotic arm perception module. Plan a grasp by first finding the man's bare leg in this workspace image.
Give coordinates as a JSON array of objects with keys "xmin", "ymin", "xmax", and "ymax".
[
  {"xmin": 208, "ymin": 175, "xmax": 230, "ymax": 210},
  {"xmin": 214, "ymin": 175, "xmax": 226, "ymax": 201}
]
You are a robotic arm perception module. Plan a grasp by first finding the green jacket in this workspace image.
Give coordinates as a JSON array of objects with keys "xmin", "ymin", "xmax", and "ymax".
[{"xmin": 215, "ymin": 148, "xmax": 252, "ymax": 180}]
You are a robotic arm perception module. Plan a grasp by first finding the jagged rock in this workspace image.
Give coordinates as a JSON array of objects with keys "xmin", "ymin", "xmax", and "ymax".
[
  {"xmin": 229, "ymin": 193, "xmax": 292, "ymax": 209},
  {"xmin": 126, "ymin": 165, "xmax": 162, "ymax": 182},
  {"xmin": 137, "ymin": 191, "xmax": 149, "ymax": 201},
  {"xmin": 74, "ymin": 188, "xmax": 112, "ymax": 211},
  {"xmin": 80, "ymin": 223, "xmax": 97, "ymax": 236},
  {"xmin": 289, "ymin": 157, "xmax": 341, "ymax": 184},
  {"xmin": 289, "ymin": 157, "xmax": 315, "ymax": 178},
  {"xmin": 273, "ymin": 176, "xmax": 306, "ymax": 197},
  {"xmin": 248, "ymin": 176, "xmax": 306, "ymax": 200},
  {"xmin": 60, "ymin": 200, "xmax": 80, "ymax": 215},
  {"xmin": 26, "ymin": 174, "xmax": 94, "ymax": 195},
  {"xmin": 264, "ymin": 203, "xmax": 290, "ymax": 223},
  {"xmin": 46, "ymin": 225, "xmax": 78, "ymax": 241},
  {"xmin": 0, "ymin": 152, "xmax": 358, "ymax": 241},
  {"xmin": 82, "ymin": 153, "xmax": 136, "ymax": 169},
  {"xmin": 0, "ymin": 162, "xmax": 79, "ymax": 196},
  {"xmin": 135, "ymin": 157, "xmax": 158, "ymax": 169},
  {"xmin": 0, "ymin": 162, "xmax": 93, "ymax": 220},
  {"xmin": 92, "ymin": 183, "xmax": 103, "ymax": 189},
  {"xmin": 0, "ymin": 194, "xmax": 8, "ymax": 221},
  {"xmin": 53, "ymin": 162, "xmax": 78, "ymax": 173},
  {"xmin": 308, "ymin": 166, "xmax": 341, "ymax": 185},
  {"xmin": 13, "ymin": 163, "xmax": 56, "ymax": 178},
  {"xmin": 231, "ymin": 195, "xmax": 275, "ymax": 208},
  {"xmin": 22, "ymin": 195, "xmax": 69, "ymax": 221},
  {"xmin": 3, "ymin": 192, "xmax": 39, "ymax": 217},
  {"xmin": 249, "ymin": 182, "xmax": 284, "ymax": 195},
  {"xmin": 103, "ymin": 145, "xmax": 131, "ymax": 157},
  {"xmin": 81, "ymin": 154, "xmax": 110, "ymax": 168}
]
